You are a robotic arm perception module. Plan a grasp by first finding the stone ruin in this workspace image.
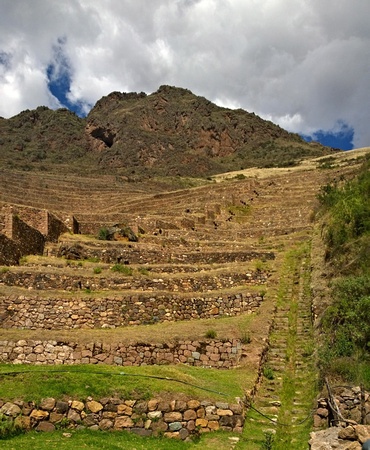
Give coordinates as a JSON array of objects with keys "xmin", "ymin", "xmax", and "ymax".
[{"xmin": 0, "ymin": 204, "xmax": 76, "ymax": 265}]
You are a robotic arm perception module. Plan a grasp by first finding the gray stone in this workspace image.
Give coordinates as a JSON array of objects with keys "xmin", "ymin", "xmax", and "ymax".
[
  {"xmin": 36, "ymin": 422, "xmax": 55, "ymax": 432},
  {"xmin": 169, "ymin": 421, "xmax": 182, "ymax": 431},
  {"xmin": 55, "ymin": 401, "xmax": 69, "ymax": 414},
  {"xmin": 99, "ymin": 419, "xmax": 113, "ymax": 430},
  {"xmin": 0, "ymin": 402, "xmax": 21, "ymax": 417},
  {"xmin": 40, "ymin": 398, "xmax": 56, "ymax": 411}
]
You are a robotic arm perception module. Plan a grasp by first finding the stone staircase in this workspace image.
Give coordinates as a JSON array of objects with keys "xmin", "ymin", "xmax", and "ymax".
[{"xmin": 240, "ymin": 243, "xmax": 317, "ymax": 449}]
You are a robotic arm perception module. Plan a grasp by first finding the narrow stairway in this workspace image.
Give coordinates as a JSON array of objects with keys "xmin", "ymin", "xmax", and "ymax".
[{"xmin": 239, "ymin": 241, "xmax": 317, "ymax": 449}]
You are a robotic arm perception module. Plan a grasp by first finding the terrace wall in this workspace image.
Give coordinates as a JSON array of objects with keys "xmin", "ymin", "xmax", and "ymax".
[
  {"xmin": 0, "ymin": 234, "xmax": 20, "ymax": 266},
  {"xmin": 0, "ymin": 338, "xmax": 246, "ymax": 369},
  {"xmin": 4, "ymin": 214, "xmax": 44, "ymax": 258},
  {"xmin": 0, "ymin": 206, "xmax": 72, "ymax": 265},
  {"xmin": 0, "ymin": 291, "xmax": 263, "ymax": 329},
  {"xmin": 0, "ymin": 395, "xmax": 245, "ymax": 439}
]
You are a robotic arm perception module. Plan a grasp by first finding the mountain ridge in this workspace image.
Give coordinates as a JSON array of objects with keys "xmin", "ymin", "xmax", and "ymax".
[{"xmin": 0, "ymin": 85, "xmax": 334, "ymax": 177}]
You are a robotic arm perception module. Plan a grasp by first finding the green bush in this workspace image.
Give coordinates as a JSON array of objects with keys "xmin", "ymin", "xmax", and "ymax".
[
  {"xmin": 205, "ymin": 329, "xmax": 217, "ymax": 339},
  {"xmin": 319, "ymin": 158, "xmax": 370, "ymax": 268},
  {"xmin": 263, "ymin": 367, "xmax": 274, "ymax": 380},
  {"xmin": 111, "ymin": 264, "xmax": 133, "ymax": 275},
  {"xmin": 93, "ymin": 267, "xmax": 102, "ymax": 274},
  {"xmin": 322, "ymin": 276, "xmax": 370, "ymax": 356},
  {"xmin": 138, "ymin": 267, "xmax": 150, "ymax": 276},
  {"xmin": 0, "ymin": 415, "xmax": 24, "ymax": 440},
  {"xmin": 318, "ymin": 156, "xmax": 370, "ymax": 385},
  {"xmin": 98, "ymin": 227, "xmax": 109, "ymax": 240},
  {"xmin": 240, "ymin": 332, "xmax": 251, "ymax": 344},
  {"xmin": 261, "ymin": 430, "xmax": 275, "ymax": 450}
]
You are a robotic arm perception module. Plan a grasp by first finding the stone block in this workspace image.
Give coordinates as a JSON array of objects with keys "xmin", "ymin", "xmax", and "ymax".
[
  {"xmin": 114, "ymin": 416, "xmax": 134, "ymax": 429},
  {"xmin": 117, "ymin": 404, "xmax": 133, "ymax": 415},
  {"xmin": 183, "ymin": 409, "xmax": 197, "ymax": 420},
  {"xmin": 86, "ymin": 400, "xmax": 103, "ymax": 413},
  {"xmin": 99, "ymin": 419, "xmax": 114, "ymax": 430},
  {"xmin": 30, "ymin": 409, "xmax": 49, "ymax": 420},
  {"xmin": 40, "ymin": 398, "xmax": 56, "ymax": 411},
  {"xmin": 71, "ymin": 400, "xmax": 84, "ymax": 411},
  {"xmin": 196, "ymin": 418, "xmax": 208, "ymax": 428},
  {"xmin": 36, "ymin": 421, "xmax": 55, "ymax": 432},
  {"xmin": 164, "ymin": 411, "xmax": 182, "ymax": 422}
]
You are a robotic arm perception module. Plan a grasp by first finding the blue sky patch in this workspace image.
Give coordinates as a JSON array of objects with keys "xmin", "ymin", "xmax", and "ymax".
[
  {"xmin": 46, "ymin": 37, "xmax": 86, "ymax": 116},
  {"xmin": 0, "ymin": 51, "xmax": 12, "ymax": 70},
  {"xmin": 302, "ymin": 121, "xmax": 354, "ymax": 150}
]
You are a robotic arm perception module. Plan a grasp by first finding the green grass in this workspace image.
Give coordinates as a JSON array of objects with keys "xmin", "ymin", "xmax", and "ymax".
[
  {"xmin": 0, "ymin": 364, "xmax": 252, "ymax": 404},
  {"xmin": 241, "ymin": 243, "xmax": 317, "ymax": 450},
  {"xmin": 0, "ymin": 428, "xmax": 244, "ymax": 449},
  {"xmin": 0, "ymin": 428, "xmax": 188, "ymax": 449}
]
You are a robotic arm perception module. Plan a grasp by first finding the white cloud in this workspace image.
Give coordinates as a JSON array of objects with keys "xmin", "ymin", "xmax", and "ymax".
[{"xmin": 0, "ymin": 0, "xmax": 369, "ymax": 147}]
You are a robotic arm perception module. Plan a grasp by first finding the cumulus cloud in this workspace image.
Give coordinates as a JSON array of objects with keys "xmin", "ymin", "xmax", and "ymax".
[{"xmin": 0, "ymin": 0, "xmax": 369, "ymax": 148}]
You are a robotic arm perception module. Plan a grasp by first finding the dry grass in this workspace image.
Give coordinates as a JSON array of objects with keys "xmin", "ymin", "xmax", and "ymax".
[{"xmin": 212, "ymin": 147, "xmax": 370, "ymax": 182}]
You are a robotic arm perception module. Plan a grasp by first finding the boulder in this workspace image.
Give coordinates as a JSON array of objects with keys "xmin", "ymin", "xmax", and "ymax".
[
  {"xmin": 105, "ymin": 224, "xmax": 138, "ymax": 242},
  {"xmin": 0, "ymin": 402, "xmax": 21, "ymax": 417}
]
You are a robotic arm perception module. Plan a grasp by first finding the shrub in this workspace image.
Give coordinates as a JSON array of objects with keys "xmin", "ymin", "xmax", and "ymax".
[
  {"xmin": 263, "ymin": 366, "xmax": 274, "ymax": 380},
  {"xmin": 98, "ymin": 227, "xmax": 109, "ymax": 240},
  {"xmin": 138, "ymin": 267, "xmax": 150, "ymax": 276},
  {"xmin": 87, "ymin": 257, "xmax": 100, "ymax": 263},
  {"xmin": 240, "ymin": 332, "xmax": 251, "ymax": 344},
  {"xmin": 261, "ymin": 430, "xmax": 275, "ymax": 450},
  {"xmin": 93, "ymin": 267, "xmax": 102, "ymax": 274},
  {"xmin": 0, "ymin": 415, "xmax": 24, "ymax": 440},
  {"xmin": 19, "ymin": 256, "xmax": 28, "ymax": 265},
  {"xmin": 205, "ymin": 329, "xmax": 217, "ymax": 339},
  {"xmin": 318, "ymin": 157, "xmax": 370, "ymax": 384},
  {"xmin": 322, "ymin": 276, "xmax": 370, "ymax": 356},
  {"xmin": 111, "ymin": 264, "xmax": 133, "ymax": 275},
  {"xmin": 233, "ymin": 173, "xmax": 246, "ymax": 180}
]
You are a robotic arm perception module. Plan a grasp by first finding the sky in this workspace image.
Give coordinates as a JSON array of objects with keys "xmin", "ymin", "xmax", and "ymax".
[{"xmin": 1, "ymin": 1, "xmax": 370, "ymax": 150}]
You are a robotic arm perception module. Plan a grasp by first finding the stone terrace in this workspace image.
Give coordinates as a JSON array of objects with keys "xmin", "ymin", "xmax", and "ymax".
[{"xmin": 0, "ymin": 150, "xmax": 368, "ymax": 442}]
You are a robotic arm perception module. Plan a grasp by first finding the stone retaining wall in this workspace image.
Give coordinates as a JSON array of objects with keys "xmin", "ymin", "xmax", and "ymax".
[
  {"xmin": 0, "ymin": 206, "xmax": 69, "ymax": 265},
  {"xmin": 0, "ymin": 338, "xmax": 245, "ymax": 368},
  {"xmin": 46, "ymin": 211, "xmax": 69, "ymax": 242},
  {"xmin": 57, "ymin": 242, "xmax": 275, "ymax": 265},
  {"xmin": 5, "ymin": 215, "xmax": 45, "ymax": 258},
  {"xmin": 314, "ymin": 386, "xmax": 370, "ymax": 427},
  {"xmin": 0, "ymin": 234, "xmax": 20, "ymax": 265},
  {"xmin": 0, "ymin": 395, "xmax": 245, "ymax": 440},
  {"xmin": 310, "ymin": 425, "xmax": 370, "ymax": 449},
  {"xmin": 0, "ymin": 269, "xmax": 270, "ymax": 292},
  {"xmin": 0, "ymin": 292, "xmax": 263, "ymax": 329}
]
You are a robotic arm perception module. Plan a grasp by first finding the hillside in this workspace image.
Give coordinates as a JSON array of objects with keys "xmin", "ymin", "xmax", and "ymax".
[
  {"xmin": 0, "ymin": 85, "xmax": 333, "ymax": 177},
  {"xmin": 0, "ymin": 148, "xmax": 369, "ymax": 449}
]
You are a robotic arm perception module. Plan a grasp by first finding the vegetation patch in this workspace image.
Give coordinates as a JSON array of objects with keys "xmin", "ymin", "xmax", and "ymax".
[{"xmin": 318, "ymin": 155, "xmax": 370, "ymax": 387}]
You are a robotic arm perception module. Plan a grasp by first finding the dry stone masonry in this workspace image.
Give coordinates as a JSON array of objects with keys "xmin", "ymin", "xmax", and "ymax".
[
  {"xmin": 0, "ymin": 269, "xmax": 270, "ymax": 292},
  {"xmin": 0, "ymin": 338, "xmax": 246, "ymax": 368},
  {"xmin": 314, "ymin": 387, "xmax": 370, "ymax": 428},
  {"xmin": 0, "ymin": 395, "xmax": 245, "ymax": 439},
  {"xmin": 0, "ymin": 205, "xmax": 70, "ymax": 265},
  {"xmin": 0, "ymin": 292, "xmax": 263, "ymax": 329},
  {"xmin": 310, "ymin": 387, "xmax": 370, "ymax": 449}
]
